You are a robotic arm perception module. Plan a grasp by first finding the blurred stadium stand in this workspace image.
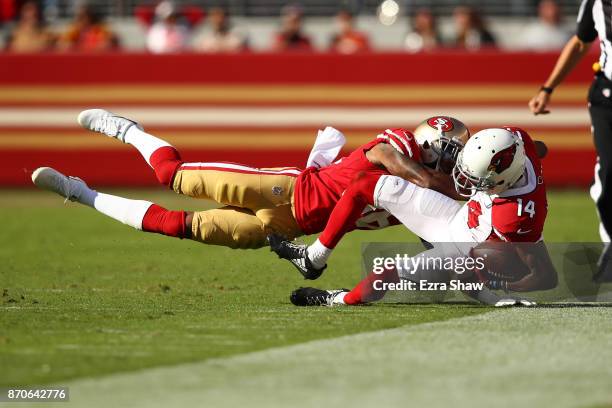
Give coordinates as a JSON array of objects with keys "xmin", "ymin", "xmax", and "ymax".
[
  {"xmin": 20, "ymin": 0, "xmax": 581, "ymax": 17},
  {"xmin": 0, "ymin": 2, "xmax": 582, "ymax": 50}
]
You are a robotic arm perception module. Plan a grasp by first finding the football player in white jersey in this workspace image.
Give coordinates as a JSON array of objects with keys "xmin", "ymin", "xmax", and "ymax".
[{"xmin": 274, "ymin": 127, "xmax": 557, "ymax": 306}]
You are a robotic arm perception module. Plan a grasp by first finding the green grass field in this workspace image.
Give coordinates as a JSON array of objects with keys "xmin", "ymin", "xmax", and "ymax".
[{"xmin": 1, "ymin": 189, "xmax": 611, "ymax": 408}]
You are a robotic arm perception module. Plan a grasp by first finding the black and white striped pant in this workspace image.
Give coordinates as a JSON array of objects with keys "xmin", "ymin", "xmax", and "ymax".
[{"xmin": 588, "ymin": 73, "xmax": 612, "ymax": 242}]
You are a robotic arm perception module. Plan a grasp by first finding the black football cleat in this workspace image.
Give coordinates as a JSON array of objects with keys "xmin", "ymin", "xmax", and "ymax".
[
  {"xmin": 290, "ymin": 287, "xmax": 349, "ymax": 307},
  {"xmin": 268, "ymin": 234, "xmax": 326, "ymax": 280}
]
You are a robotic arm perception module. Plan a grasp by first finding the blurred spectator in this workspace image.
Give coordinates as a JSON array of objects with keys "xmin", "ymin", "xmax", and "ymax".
[
  {"xmin": 329, "ymin": 10, "xmax": 369, "ymax": 54},
  {"xmin": 196, "ymin": 7, "xmax": 246, "ymax": 53},
  {"xmin": 452, "ymin": 6, "xmax": 496, "ymax": 50},
  {"xmin": 146, "ymin": 1, "xmax": 189, "ymax": 54},
  {"xmin": 272, "ymin": 5, "xmax": 312, "ymax": 52},
  {"xmin": 57, "ymin": 3, "xmax": 118, "ymax": 52},
  {"xmin": 6, "ymin": 1, "xmax": 55, "ymax": 52},
  {"xmin": 520, "ymin": 0, "xmax": 571, "ymax": 50},
  {"xmin": 404, "ymin": 8, "xmax": 441, "ymax": 53}
]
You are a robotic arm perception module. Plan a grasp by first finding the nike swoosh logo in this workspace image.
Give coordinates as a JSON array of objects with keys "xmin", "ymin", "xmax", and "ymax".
[{"xmin": 517, "ymin": 229, "xmax": 532, "ymax": 235}]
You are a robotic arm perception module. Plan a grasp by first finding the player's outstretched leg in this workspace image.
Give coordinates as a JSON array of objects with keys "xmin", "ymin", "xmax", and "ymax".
[
  {"xmin": 77, "ymin": 109, "xmax": 182, "ymax": 188},
  {"xmin": 31, "ymin": 167, "xmax": 189, "ymax": 239}
]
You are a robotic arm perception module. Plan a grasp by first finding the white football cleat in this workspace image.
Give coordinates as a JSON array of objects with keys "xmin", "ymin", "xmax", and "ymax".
[
  {"xmin": 31, "ymin": 167, "xmax": 90, "ymax": 203},
  {"xmin": 77, "ymin": 109, "xmax": 142, "ymax": 142}
]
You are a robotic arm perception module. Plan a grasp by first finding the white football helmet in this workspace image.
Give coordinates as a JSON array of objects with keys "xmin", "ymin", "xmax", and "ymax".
[
  {"xmin": 452, "ymin": 128, "xmax": 526, "ymax": 197},
  {"xmin": 414, "ymin": 116, "xmax": 470, "ymax": 173}
]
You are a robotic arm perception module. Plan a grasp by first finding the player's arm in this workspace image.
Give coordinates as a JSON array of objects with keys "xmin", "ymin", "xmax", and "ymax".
[
  {"xmin": 366, "ymin": 143, "xmax": 463, "ymax": 200},
  {"xmin": 481, "ymin": 201, "xmax": 558, "ymax": 292},
  {"xmin": 506, "ymin": 242, "xmax": 558, "ymax": 292},
  {"xmin": 529, "ymin": 35, "xmax": 593, "ymax": 115},
  {"xmin": 316, "ymin": 176, "xmax": 373, "ymax": 251}
]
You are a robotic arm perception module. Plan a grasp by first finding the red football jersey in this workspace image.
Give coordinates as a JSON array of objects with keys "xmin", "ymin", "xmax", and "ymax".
[
  {"xmin": 463, "ymin": 127, "xmax": 547, "ymax": 243},
  {"xmin": 294, "ymin": 129, "xmax": 420, "ymax": 235}
]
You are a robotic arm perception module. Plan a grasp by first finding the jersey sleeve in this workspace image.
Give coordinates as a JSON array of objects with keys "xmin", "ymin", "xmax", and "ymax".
[{"xmin": 576, "ymin": 0, "xmax": 598, "ymax": 43}]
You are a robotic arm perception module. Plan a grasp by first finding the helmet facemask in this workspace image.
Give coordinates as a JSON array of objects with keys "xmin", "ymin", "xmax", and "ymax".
[
  {"xmin": 433, "ymin": 136, "xmax": 464, "ymax": 174},
  {"xmin": 452, "ymin": 156, "xmax": 496, "ymax": 197}
]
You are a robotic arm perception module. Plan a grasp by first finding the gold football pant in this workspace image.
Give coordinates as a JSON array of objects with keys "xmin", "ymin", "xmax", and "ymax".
[{"xmin": 171, "ymin": 162, "xmax": 303, "ymax": 249}]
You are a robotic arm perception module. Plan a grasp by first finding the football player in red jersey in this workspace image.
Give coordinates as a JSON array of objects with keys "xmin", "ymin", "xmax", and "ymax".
[
  {"xmin": 283, "ymin": 127, "xmax": 558, "ymax": 307},
  {"xmin": 30, "ymin": 109, "xmax": 467, "ymax": 279},
  {"xmin": 270, "ymin": 116, "xmax": 469, "ymax": 277}
]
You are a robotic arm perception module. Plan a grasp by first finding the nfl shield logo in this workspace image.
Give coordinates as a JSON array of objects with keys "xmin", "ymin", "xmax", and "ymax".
[{"xmin": 272, "ymin": 186, "xmax": 284, "ymax": 195}]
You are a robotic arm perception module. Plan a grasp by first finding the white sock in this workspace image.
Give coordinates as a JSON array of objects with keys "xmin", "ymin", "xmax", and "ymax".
[
  {"xmin": 93, "ymin": 193, "xmax": 153, "ymax": 230},
  {"xmin": 74, "ymin": 186, "xmax": 153, "ymax": 230},
  {"xmin": 124, "ymin": 126, "xmax": 172, "ymax": 167},
  {"xmin": 307, "ymin": 239, "xmax": 332, "ymax": 269}
]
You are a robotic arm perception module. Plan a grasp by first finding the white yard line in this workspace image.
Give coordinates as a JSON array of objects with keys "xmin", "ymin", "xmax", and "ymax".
[
  {"xmin": 37, "ymin": 308, "xmax": 612, "ymax": 408},
  {"xmin": 0, "ymin": 107, "xmax": 590, "ymax": 127}
]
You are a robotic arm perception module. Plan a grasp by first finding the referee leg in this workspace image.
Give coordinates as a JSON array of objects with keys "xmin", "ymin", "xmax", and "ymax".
[
  {"xmin": 588, "ymin": 91, "xmax": 612, "ymax": 242},
  {"xmin": 588, "ymin": 77, "xmax": 612, "ymax": 280}
]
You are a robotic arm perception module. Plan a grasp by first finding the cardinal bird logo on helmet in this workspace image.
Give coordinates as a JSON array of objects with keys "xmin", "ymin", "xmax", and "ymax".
[
  {"xmin": 427, "ymin": 116, "xmax": 454, "ymax": 132},
  {"xmin": 487, "ymin": 144, "xmax": 517, "ymax": 174}
]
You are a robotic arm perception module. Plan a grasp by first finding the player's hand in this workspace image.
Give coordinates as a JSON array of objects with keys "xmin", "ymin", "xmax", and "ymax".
[
  {"xmin": 529, "ymin": 91, "xmax": 551, "ymax": 115},
  {"xmin": 494, "ymin": 298, "xmax": 537, "ymax": 307}
]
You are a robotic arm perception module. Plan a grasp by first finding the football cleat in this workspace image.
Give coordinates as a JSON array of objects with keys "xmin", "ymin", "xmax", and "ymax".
[
  {"xmin": 31, "ymin": 167, "xmax": 90, "ymax": 203},
  {"xmin": 290, "ymin": 287, "xmax": 349, "ymax": 307},
  {"xmin": 77, "ymin": 108, "xmax": 142, "ymax": 142},
  {"xmin": 268, "ymin": 234, "xmax": 326, "ymax": 280}
]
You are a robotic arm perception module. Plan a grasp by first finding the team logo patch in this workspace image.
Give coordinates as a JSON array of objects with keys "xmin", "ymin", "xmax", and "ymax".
[
  {"xmin": 272, "ymin": 186, "xmax": 284, "ymax": 195},
  {"xmin": 488, "ymin": 144, "xmax": 517, "ymax": 174},
  {"xmin": 427, "ymin": 116, "xmax": 454, "ymax": 132}
]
